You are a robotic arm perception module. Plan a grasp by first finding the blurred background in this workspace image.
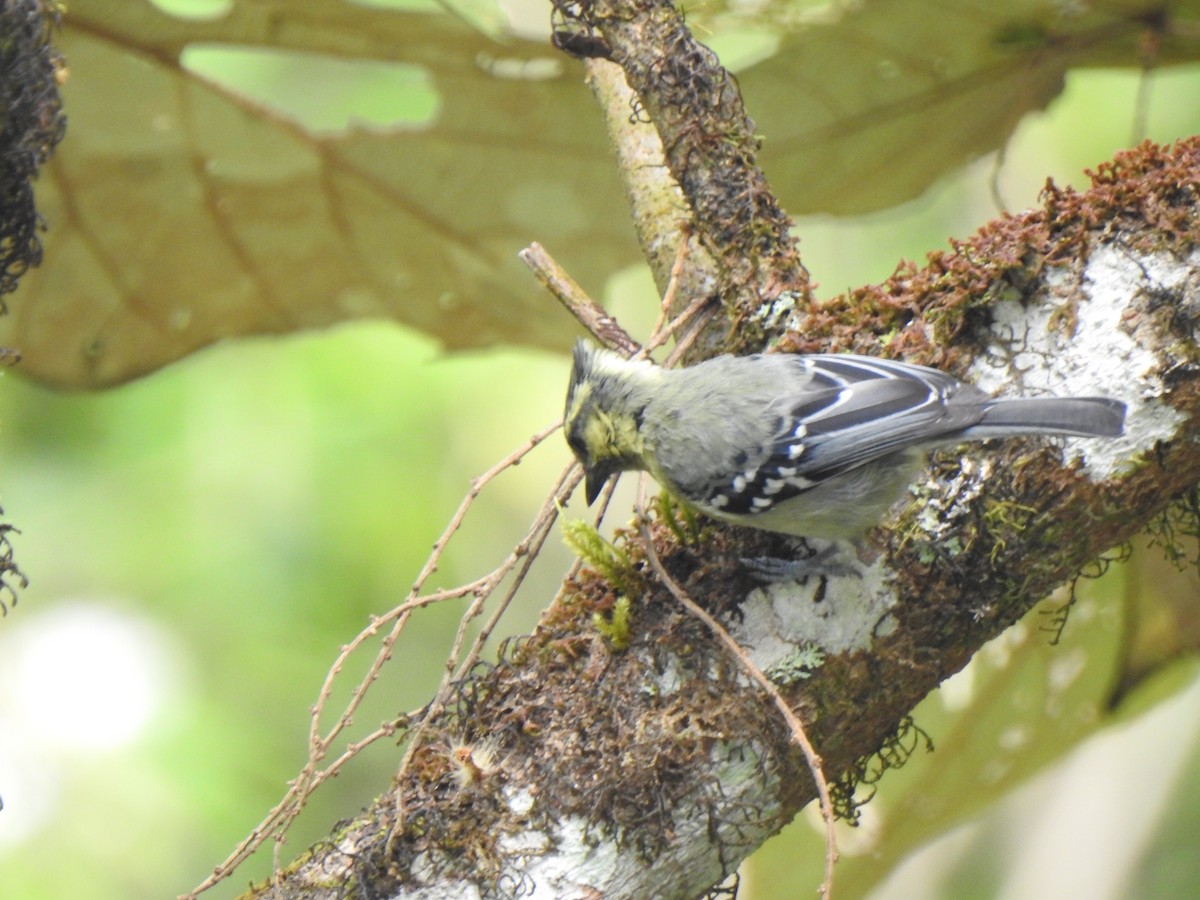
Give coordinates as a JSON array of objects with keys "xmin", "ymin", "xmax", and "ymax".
[{"xmin": 2, "ymin": 2, "xmax": 1200, "ymax": 898}]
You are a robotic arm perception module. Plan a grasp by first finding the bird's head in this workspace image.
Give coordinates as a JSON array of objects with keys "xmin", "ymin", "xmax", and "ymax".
[{"xmin": 563, "ymin": 340, "xmax": 659, "ymax": 503}]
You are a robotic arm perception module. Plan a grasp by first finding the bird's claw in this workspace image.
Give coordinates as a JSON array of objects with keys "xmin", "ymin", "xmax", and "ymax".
[{"xmin": 742, "ymin": 544, "xmax": 861, "ymax": 584}]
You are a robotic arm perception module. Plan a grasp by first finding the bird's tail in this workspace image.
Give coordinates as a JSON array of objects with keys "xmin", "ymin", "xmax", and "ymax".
[{"xmin": 967, "ymin": 396, "xmax": 1126, "ymax": 439}]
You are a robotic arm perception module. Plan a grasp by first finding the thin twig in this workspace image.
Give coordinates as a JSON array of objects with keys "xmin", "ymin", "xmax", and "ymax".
[
  {"xmin": 181, "ymin": 708, "xmax": 417, "ymax": 898},
  {"xmin": 519, "ymin": 242, "xmax": 640, "ymax": 356},
  {"xmin": 343, "ymin": 420, "xmax": 566, "ymax": 847},
  {"xmin": 384, "ymin": 439, "xmax": 581, "ymax": 858},
  {"xmin": 188, "ymin": 420, "xmax": 568, "ymax": 897},
  {"xmin": 648, "ymin": 235, "xmax": 692, "ymax": 340},
  {"xmin": 635, "ymin": 512, "xmax": 838, "ymax": 900},
  {"xmin": 449, "ymin": 465, "xmax": 584, "ymax": 685},
  {"xmin": 658, "ymin": 293, "xmax": 715, "ymax": 365}
]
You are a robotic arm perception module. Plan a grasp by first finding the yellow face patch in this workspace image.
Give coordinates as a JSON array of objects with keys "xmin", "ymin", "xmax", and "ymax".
[
  {"xmin": 563, "ymin": 345, "xmax": 648, "ymax": 473},
  {"xmin": 583, "ymin": 411, "xmax": 617, "ymax": 459},
  {"xmin": 564, "ymin": 379, "xmax": 592, "ymax": 432}
]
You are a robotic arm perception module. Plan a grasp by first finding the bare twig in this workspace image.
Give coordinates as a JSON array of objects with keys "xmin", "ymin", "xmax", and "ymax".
[
  {"xmin": 386, "ymin": 459, "xmax": 584, "ymax": 857},
  {"xmin": 649, "ymin": 234, "xmax": 691, "ymax": 339},
  {"xmin": 635, "ymin": 507, "xmax": 839, "ymax": 900},
  {"xmin": 519, "ymin": 242, "xmax": 640, "ymax": 356},
  {"xmin": 187, "ymin": 420, "xmax": 570, "ymax": 897}
]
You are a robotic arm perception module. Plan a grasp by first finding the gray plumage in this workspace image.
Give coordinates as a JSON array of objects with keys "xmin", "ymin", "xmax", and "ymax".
[{"xmin": 563, "ymin": 341, "xmax": 1125, "ymax": 539}]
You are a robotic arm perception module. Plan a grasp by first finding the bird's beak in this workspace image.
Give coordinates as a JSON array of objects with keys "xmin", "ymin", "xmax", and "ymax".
[{"xmin": 584, "ymin": 469, "xmax": 607, "ymax": 505}]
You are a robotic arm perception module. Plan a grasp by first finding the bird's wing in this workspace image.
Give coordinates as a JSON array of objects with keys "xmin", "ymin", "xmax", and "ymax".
[
  {"xmin": 785, "ymin": 355, "xmax": 984, "ymax": 474},
  {"xmin": 702, "ymin": 355, "xmax": 983, "ymax": 515}
]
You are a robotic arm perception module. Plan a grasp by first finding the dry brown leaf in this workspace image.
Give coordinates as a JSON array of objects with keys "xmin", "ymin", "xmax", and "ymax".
[
  {"xmin": 1, "ymin": 0, "xmax": 634, "ymax": 387},
  {"xmin": 3, "ymin": 0, "xmax": 1197, "ymax": 387},
  {"xmin": 743, "ymin": 0, "xmax": 1200, "ymax": 213}
]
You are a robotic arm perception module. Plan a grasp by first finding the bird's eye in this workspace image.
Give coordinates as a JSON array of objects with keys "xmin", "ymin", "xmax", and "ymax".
[{"xmin": 566, "ymin": 432, "xmax": 588, "ymax": 461}]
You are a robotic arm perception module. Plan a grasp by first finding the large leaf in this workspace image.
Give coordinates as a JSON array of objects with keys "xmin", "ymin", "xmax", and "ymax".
[
  {"xmin": 746, "ymin": 0, "xmax": 1197, "ymax": 213},
  {"xmin": 0, "ymin": 1, "xmax": 633, "ymax": 387},
  {"xmin": 2, "ymin": 0, "xmax": 1198, "ymax": 386}
]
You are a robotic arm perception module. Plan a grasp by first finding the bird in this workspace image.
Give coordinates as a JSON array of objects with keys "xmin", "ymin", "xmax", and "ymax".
[{"xmin": 563, "ymin": 340, "xmax": 1125, "ymax": 541}]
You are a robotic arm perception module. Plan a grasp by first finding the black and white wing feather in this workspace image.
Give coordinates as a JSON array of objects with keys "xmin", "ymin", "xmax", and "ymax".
[{"xmin": 704, "ymin": 355, "xmax": 986, "ymax": 517}]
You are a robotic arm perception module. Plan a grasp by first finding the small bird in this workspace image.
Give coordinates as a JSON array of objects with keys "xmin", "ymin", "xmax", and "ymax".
[{"xmin": 563, "ymin": 340, "xmax": 1125, "ymax": 541}]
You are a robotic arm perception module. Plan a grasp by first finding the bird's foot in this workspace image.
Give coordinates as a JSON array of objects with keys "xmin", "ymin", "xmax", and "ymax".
[{"xmin": 742, "ymin": 543, "xmax": 860, "ymax": 584}]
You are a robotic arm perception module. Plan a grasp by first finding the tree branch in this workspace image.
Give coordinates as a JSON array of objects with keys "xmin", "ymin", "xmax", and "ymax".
[
  {"xmin": 246, "ymin": 134, "xmax": 1200, "ymax": 899},
  {"xmin": 239, "ymin": 0, "xmax": 1200, "ymax": 890}
]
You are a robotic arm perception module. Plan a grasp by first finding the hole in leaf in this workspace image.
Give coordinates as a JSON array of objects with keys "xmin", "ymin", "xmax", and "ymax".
[
  {"xmin": 181, "ymin": 45, "xmax": 441, "ymax": 134},
  {"xmin": 147, "ymin": 0, "xmax": 233, "ymax": 20}
]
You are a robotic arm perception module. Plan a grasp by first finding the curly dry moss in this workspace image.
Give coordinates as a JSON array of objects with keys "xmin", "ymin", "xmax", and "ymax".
[
  {"xmin": 1036, "ymin": 542, "xmax": 1133, "ymax": 646},
  {"xmin": 0, "ymin": 509, "xmax": 25, "ymax": 615},
  {"xmin": 830, "ymin": 715, "xmax": 934, "ymax": 825},
  {"xmin": 0, "ymin": 0, "xmax": 65, "ymax": 308},
  {"xmin": 1145, "ymin": 485, "xmax": 1200, "ymax": 575},
  {"xmin": 781, "ymin": 137, "xmax": 1200, "ymax": 369}
]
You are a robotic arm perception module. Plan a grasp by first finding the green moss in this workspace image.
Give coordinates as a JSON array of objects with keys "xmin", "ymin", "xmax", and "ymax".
[
  {"xmin": 561, "ymin": 518, "xmax": 641, "ymax": 593},
  {"xmin": 1145, "ymin": 487, "xmax": 1200, "ymax": 574},
  {"xmin": 653, "ymin": 492, "xmax": 705, "ymax": 546},
  {"xmin": 764, "ymin": 643, "xmax": 826, "ymax": 686},
  {"xmin": 593, "ymin": 595, "xmax": 633, "ymax": 650},
  {"xmin": 982, "ymin": 497, "xmax": 1039, "ymax": 565}
]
